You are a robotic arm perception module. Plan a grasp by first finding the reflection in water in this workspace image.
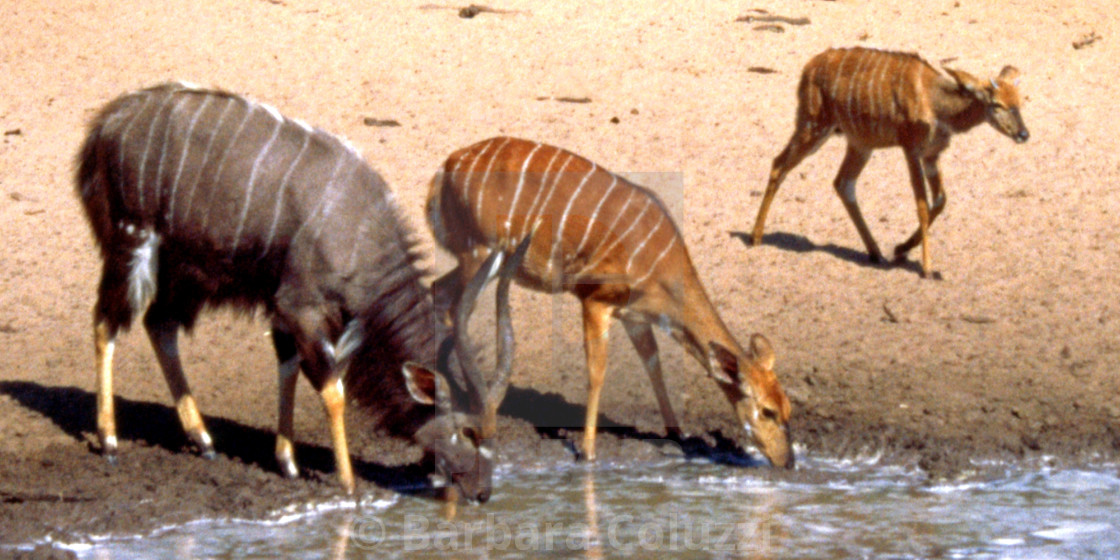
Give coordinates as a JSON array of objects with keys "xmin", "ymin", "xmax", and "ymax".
[
  {"xmin": 65, "ymin": 459, "xmax": 1120, "ymax": 559},
  {"xmin": 583, "ymin": 467, "xmax": 602, "ymax": 560}
]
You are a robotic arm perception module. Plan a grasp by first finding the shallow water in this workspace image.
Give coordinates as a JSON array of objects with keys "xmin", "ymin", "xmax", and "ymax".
[{"xmin": 57, "ymin": 454, "xmax": 1120, "ymax": 559}]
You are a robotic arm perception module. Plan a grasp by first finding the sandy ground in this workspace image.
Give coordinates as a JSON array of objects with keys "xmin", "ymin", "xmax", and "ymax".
[{"xmin": 2, "ymin": 0, "xmax": 1119, "ymax": 548}]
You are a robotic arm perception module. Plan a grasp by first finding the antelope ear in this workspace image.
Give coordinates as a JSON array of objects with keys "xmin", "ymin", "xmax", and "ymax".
[
  {"xmin": 707, "ymin": 342, "xmax": 740, "ymax": 385},
  {"xmin": 402, "ymin": 362, "xmax": 451, "ymax": 410},
  {"xmin": 998, "ymin": 65, "xmax": 1021, "ymax": 83},
  {"xmin": 944, "ymin": 67, "xmax": 990, "ymax": 101},
  {"xmin": 749, "ymin": 334, "xmax": 776, "ymax": 371}
]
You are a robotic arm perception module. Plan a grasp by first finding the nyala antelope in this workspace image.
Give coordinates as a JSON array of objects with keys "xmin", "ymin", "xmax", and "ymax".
[
  {"xmin": 76, "ymin": 83, "xmax": 509, "ymax": 500},
  {"xmin": 427, "ymin": 137, "xmax": 794, "ymax": 468},
  {"xmin": 750, "ymin": 47, "xmax": 1029, "ymax": 278}
]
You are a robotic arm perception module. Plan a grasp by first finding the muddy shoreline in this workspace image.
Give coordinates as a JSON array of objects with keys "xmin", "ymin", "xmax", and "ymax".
[{"xmin": 3, "ymin": 0, "xmax": 1119, "ymax": 551}]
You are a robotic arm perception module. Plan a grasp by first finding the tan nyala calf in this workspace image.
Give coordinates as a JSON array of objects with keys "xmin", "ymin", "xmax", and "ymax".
[
  {"xmin": 751, "ymin": 47, "xmax": 1029, "ymax": 278},
  {"xmin": 427, "ymin": 137, "xmax": 793, "ymax": 468}
]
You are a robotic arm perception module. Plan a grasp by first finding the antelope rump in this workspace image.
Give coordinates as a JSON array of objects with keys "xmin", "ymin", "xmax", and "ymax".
[
  {"xmin": 427, "ymin": 137, "xmax": 794, "ymax": 468},
  {"xmin": 75, "ymin": 82, "xmax": 496, "ymax": 500}
]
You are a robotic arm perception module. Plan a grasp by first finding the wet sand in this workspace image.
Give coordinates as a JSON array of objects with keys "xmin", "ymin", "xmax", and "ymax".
[{"xmin": 2, "ymin": 0, "xmax": 1119, "ymax": 546}]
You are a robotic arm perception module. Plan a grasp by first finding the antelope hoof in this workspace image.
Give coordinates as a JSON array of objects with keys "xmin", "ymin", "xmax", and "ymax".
[
  {"xmin": 189, "ymin": 430, "xmax": 216, "ymax": 459},
  {"xmin": 102, "ymin": 451, "xmax": 118, "ymax": 467},
  {"xmin": 921, "ymin": 270, "xmax": 944, "ymax": 281},
  {"xmin": 278, "ymin": 457, "xmax": 299, "ymax": 479}
]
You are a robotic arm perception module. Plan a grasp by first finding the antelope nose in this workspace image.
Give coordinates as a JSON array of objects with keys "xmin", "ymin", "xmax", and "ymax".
[
  {"xmin": 1016, "ymin": 129, "xmax": 1030, "ymax": 143},
  {"xmin": 476, "ymin": 490, "xmax": 490, "ymax": 504}
]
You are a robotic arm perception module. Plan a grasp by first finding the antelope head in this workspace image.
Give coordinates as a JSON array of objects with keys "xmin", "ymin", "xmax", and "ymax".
[
  {"xmin": 945, "ymin": 65, "xmax": 1030, "ymax": 143},
  {"xmin": 402, "ymin": 362, "xmax": 494, "ymax": 503},
  {"xmin": 707, "ymin": 335, "xmax": 794, "ymax": 468},
  {"xmin": 424, "ymin": 232, "xmax": 533, "ymax": 501}
]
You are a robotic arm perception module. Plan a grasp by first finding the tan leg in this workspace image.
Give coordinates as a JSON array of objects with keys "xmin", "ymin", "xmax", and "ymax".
[
  {"xmin": 896, "ymin": 154, "xmax": 946, "ymax": 258},
  {"xmin": 622, "ymin": 321, "xmax": 681, "ymax": 437},
  {"xmin": 580, "ymin": 299, "xmax": 614, "ymax": 461},
  {"xmin": 145, "ymin": 314, "xmax": 215, "ymax": 458},
  {"xmin": 832, "ymin": 145, "xmax": 882, "ymax": 262},
  {"xmin": 901, "ymin": 152, "xmax": 935, "ymax": 278},
  {"xmin": 751, "ymin": 123, "xmax": 833, "ymax": 245},
  {"xmin": 319, "ymin": 377, "xmax": 354, "ymax": 494},
  {"xmin": 94, "ymin": 320, "xmax": 118, "ymax": 460}
]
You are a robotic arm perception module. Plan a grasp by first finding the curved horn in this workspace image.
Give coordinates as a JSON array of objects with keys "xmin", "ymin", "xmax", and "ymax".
[
  {"xmin": 453, "ymin": 249, "xmax": 505, "ymax": 415},
  {"xmin": 485, "ymin": 230, "xmax": 536, "ymax": 430}
]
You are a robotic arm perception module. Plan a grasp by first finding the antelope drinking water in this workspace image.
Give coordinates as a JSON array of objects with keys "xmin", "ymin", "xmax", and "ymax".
[
  {"xmin": 427, "ymin": 137, "xmax": 793, "ymax": 467},
  {"xmin": 750, "ymin": 47, "xmax": 1029, "ymax": 278},
  {"xmin": 76, "ymin": 83, "xmax": 511, "ymax": 500}
]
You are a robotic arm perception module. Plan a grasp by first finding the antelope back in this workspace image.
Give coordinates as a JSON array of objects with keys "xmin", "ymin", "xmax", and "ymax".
[
  {"xmin": 428, "ymin": 137, "xmax": 688, "ymax": 293},
  {"xmin": 78, "ymin": 82, "xmax": 400, "ymax": 268},
  {"xmin": 799, "ymin": 47, "xmax": 941, "ymax": 147}
]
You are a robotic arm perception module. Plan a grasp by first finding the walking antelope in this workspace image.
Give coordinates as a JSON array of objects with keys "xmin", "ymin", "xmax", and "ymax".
[
  {"xmin": 750, "ymin": 47, "xmax": 1029, "ymax": 278},
  {"xmin": 427, "ymin": 137, "xmax": 794, "ymax": 468},
  {"xmin": 76, "ymin": 83, "xmax": 510, "ymax": 500}
]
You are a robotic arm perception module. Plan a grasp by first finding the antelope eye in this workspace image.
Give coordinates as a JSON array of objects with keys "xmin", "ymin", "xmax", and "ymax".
[
  {"xmin": 761, "ymin": 407, "xmax": 780, "ymax": 421},
  {"xmin": 461, "ymin": 427, "xmax": 480, "ymax": 444}
]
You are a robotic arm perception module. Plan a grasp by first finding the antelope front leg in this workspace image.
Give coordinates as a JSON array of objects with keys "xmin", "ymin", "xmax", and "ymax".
[
  {"xmin": 318, "ymin": 375, "xmax": 354, "ymax": 494},
  {"xmin": 580, "ymin": 300, "xmax": 615, "ymax": 461},
  {"xmin": 622, "ymin": 320, "xmax": 682, "ymax": 439},
  {"xmin": 900, "ymin": 152, "xmax": 937, "ymax": 278}
]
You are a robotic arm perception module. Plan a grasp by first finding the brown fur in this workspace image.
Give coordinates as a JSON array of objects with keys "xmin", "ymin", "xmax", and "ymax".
[
  {"xmin": 751, "ymin": 47, "xmax": 1029, "ymax": 278},
  {"xmin": 428, "ymin": 137, "xmax": 794, "ymax": 467}
]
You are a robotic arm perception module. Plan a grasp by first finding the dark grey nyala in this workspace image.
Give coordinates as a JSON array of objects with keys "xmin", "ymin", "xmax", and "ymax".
[{"xmin": 75, "ymin": 82, "xmax": 494, "ymax": 500}]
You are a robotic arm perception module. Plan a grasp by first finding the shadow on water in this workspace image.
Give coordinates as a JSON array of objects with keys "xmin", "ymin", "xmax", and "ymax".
[
  {"xmin": 730, "ymin": 230, "xmax": 924, "ymax": 276},
  {"xmin": 0, "ymin": 381, "xmax": 431, "ymax": 495},
  {"xmin": 498, "ymin": 385, "xmax": 768, "ymax": 467}
]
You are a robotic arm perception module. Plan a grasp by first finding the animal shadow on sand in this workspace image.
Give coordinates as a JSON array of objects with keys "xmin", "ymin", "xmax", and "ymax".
[
  {"xmin": 0, "ymin": 381, "xmax": 433, "ymax": 495},
  {"xmin": 730, "ymin": 230, "xmax": 925, "ymax": 276},
  {"xmin": 499, "ymin": 385, "xmax": 769, "ymax": 467}
]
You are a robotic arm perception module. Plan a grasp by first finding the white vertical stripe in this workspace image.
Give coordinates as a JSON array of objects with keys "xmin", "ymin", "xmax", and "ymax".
[
  {"xmin": 135, "ymin": 95, "xmax": 171, "ymax": 215},
  {"xmin": 199, "ymin": 103, "xmax": 256, "ymax": 230},
  {"xmin": 579, "ymin": 194, "xmax": 653, "ymax": 276},
  {"xmin": 581, "ymin": 186, "xmax": 634, "ymax": 268},
  {"xmin": 631, "ymin": 233, "xmax": 677, "ymax": 286},
  {"xmin": 526, "ymin": 153, "xmax": 575, "ymax": 261},
  {"xmin": 231, "ymin": 118, "xmax": 283, "ymax": 252},
  {"xmin": 180, "ymin": 96, "xmax": 238, "ymax": 225},
  {"xmin": 475, "ymin": 138, "xmax": 513, "ymax": 221},
  {"xmin": 289, "ymin": 150, "xmax": 348, "ymax": 246},
  {"xmin": 261, "ymin": 132, "xmax": 311, "ymax": 258},
  {"xmin": 167, "ymin": 95, "xmax": 212, "ymax": 231},
  {"xmin": 505, "ymin": 142, "xmax": 544, "ymax": 240},
  {"xmin": 574, "ymin": 173, "xmax": 618, "ymax": 256},
  {"xmin": 843, "ymin": 53, "xmax": 871, "ymax": 136},
  {"xmin": 115, "ymin": 94, "xmax": 154, "ymax": 191},
  {"xmin": 516, "ymin": 147, "xmax": 563, "ymax": 240},
  {"xmin": 828, "ymin": 49, "xmax": 851, "ymax": 103},
  {"xmin": 462, "ymin": 138, "xmax": 499, "ymax": 209},
  {"xmin": 624, "ymin": 212, "xmax": 666, "ymax": 277},
  {"xmin": 153, "ymin": 95, "xmax": 190, "ymax": 217},
  {"xmin": 548, "ymin": 162, "xmax": 598, "ymax": 273}
]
